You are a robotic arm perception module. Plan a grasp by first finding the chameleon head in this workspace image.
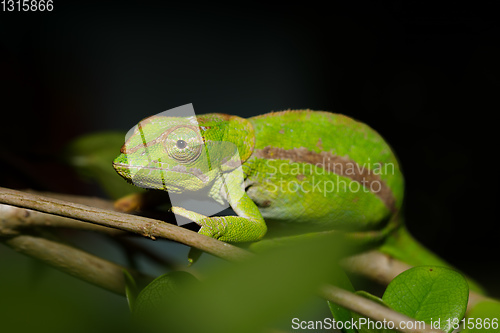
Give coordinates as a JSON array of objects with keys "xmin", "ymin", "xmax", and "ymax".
[{"xmin": 112, "ymin": 114, "xmax": 245, "ymax": 193}]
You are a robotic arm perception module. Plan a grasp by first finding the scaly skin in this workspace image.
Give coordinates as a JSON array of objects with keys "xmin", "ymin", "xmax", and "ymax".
[
  {"xmin": 246, "ymin": 111, "xmax": 404, "ymax": 230},
  {"xmin": 113, "ymin": 110, "xmax": 404, "ymax": 245},
  {"xmin": 113, "ymin": 110, "xmax": 489, "ymax": 294}
]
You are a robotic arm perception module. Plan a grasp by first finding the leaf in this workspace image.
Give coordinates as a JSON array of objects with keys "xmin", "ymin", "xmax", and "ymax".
[
  {"xmin": 327, "ymin": 268, "xmax": 358, "ymax": 333},
  {"xmin": 462, "ymin": 300, "xmax": 500, "ymax": 332},
  {"xmin": 64, "ymin": 131, "xmax": 142, "ymax": 199},
  {"xmin": 136, "ymin": 235, "xmax": 348, "ymax": 333},
  {"xmin": 133, "ymin": 271, "xmax": 199, "ymax": 321},
  {"xmin": 382, "ymin": 266, "xmax": 469, "ymax": 333},
  {"xmin": 123, "ymin": 270, "xmax": 138, "ymax": 312}
]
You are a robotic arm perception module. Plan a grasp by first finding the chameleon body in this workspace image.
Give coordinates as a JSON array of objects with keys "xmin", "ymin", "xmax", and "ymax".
[{"xmin": 113, "ymin": 110, "xmax": 404, "ymax": 244}]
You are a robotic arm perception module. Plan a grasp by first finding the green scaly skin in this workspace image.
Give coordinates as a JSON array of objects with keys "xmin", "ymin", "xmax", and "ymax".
[
  {"xmin": 112, "ymin": 110, "xmax": 456, "ymax": 272},
  {"xmin": 113, "ymin": 110, "xmax": 401, "ymax": 239}
]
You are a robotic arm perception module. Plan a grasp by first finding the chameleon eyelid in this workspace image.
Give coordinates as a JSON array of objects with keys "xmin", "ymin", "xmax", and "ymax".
[{"xmin": 164, "ymin": 126, "xmax": 203, "ymax": 163}]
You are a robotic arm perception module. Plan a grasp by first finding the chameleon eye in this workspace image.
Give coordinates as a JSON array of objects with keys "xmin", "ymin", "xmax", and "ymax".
[{"xmin": 165, "ymin": 126, "xmax": 203, "ymax": 164}]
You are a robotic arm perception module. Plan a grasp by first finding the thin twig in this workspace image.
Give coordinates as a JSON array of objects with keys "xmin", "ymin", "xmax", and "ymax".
[
  {"xmin": 3, "ymin": 233, "xmax": 145, "ymax": 294},
  {"xmin": 0, "ymin": 201, "xmax": 187, "ymax": 271},
  {"xmin": 0, "ymin": 201, "xmax": 124, "ymax": 236}
]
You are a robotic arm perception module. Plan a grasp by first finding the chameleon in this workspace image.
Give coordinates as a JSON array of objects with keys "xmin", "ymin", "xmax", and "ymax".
[{"xmin": 112, "ymin": 110, "xmax": 406, "ymax": 250}]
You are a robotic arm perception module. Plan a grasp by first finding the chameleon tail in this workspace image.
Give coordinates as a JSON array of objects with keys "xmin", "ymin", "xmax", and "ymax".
[
  {"xmin": 379, "ymin": 224, "xmax": 451, "ymax": 267},
  {"xmin": 380, "ymin": 224, "xmax": 486, "ymax": 294}
]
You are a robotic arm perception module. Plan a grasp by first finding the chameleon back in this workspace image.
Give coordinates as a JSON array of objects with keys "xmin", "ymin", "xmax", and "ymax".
[{"xmin": 243, "ymin": 110, "xmax": 404, "ymax": 232}]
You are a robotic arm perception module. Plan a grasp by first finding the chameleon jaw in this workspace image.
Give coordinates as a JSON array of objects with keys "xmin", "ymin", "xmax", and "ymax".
[{"xmin": 112, "ymin": 162, "xmax": 211, "ymax": 191}]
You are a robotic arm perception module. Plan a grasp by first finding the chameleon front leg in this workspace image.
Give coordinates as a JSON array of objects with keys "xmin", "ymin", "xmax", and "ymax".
[
  {"xmin": 174, "ymin": 170, "xmax": 267, "ymax": 243},
  {"xmin": 172, "ymin": 190, "xmax": 267, "ymax": 265},
  {"xmin": 172, "ymin": 191, "xmax": 267, "ymax": 243}
]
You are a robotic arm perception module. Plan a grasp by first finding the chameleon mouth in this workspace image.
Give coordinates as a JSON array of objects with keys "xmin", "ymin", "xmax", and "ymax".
[{"xmin": 112, "ymin": 162, "xmax": 210, "ymax": 184}]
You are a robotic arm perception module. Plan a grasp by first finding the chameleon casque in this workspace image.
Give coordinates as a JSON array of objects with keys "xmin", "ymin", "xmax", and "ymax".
[{"xmin": 112, "ymin": 110, "xmax": 405, "ymax": 248}]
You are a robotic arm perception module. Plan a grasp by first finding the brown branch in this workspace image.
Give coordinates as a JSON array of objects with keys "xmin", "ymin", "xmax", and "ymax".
[
  {"xmin": 0, "ymin": 186, "xmax": 251, "ymax": 262},
  {"xmin": 0, "ymin": 199, "xmax": 186, "ymax": 271},
  {"xmin": 0, "ymin": 187, "xmax": 492, "ymax": 330},
  {"xmin": 23, "ymin": 189, "xmax": 117, "ymax": 210},
  {"xmin": 341, "ymin": 250, "xmax": 412, "ymax": 285},
  {"xmin": 0, "ymin": 201, "xmax": 124, "ymax": 236},
  {"xmin": 3, "ymin": 232, "xmax": 143, "ymax": 295}
]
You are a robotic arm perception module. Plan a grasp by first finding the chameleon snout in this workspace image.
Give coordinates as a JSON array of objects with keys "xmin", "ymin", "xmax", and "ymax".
[{"xmin": 112, "ymin": 154, "xmax": 131, "ymax": 180}]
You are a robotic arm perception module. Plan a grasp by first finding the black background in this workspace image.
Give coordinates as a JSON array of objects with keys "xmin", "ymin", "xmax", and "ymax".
[{"xmin": 1, "ymin": 2, "xmax": 498, "ymax": 295}]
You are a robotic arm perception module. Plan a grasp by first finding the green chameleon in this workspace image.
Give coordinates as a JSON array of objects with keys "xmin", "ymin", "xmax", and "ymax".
[{"xmin": 112, "ymin": 109, "xmax": 452, "ymax": 268}]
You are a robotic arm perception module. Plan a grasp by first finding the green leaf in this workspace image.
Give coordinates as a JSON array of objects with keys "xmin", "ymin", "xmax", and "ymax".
[
  {"xmin": 329, "ymin": 303, "xmax": 357, "ymax": 333},
  {"xmin": 64, "ymin": 131, "xmax": 142, "ymax": 199},
  {"xmin": 382, "ymin": 266, "xmax": 469, "ymax": 333},
  {"xmin": 133, "ymin": 271, "xmax": 199, "ymax": 320},
  {"xmin": 123, "ymin": 270, "xmax": 138, "ymax": 312},
  {"xmin": 137, "ymin": 235, "xmax": 348, "ymax": 333},
  {"xmin": 462, "ymin": 300, "xmax": 500, "ymax": 332},
  {"xmin": 327, "ymin": 268, "xmax": 358, "ymax": 333}
]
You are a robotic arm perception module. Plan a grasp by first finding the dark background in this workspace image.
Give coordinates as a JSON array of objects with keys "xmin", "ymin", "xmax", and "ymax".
[{"xmin": 0, "ymin": 0, "xmax": 498, "ymax": 323}]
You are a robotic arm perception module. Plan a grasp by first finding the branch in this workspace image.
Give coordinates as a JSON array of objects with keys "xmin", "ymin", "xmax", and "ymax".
[
  {"xmin": 341, "ymin": 250, "xmax": 412, "ymax": 284},
  {"xmin": 0, "ymin": 186, "xmax": 251, "ymax": 262},
  {"xmin": 0, "ymin": 200, "xmax": 124, "ymax": 236},
  {"xmin": 3, "ymin": 232, "xmax": 143, "ymax": 295},
  {"xmin": 0, "ymin": 187, "xmax": 485, "ymax": 332}
]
